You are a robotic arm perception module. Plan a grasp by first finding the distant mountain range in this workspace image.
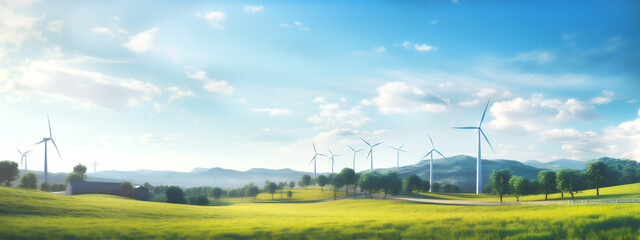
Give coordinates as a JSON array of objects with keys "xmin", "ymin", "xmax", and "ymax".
[{"xmin": 21, "ymin": 155, "xmax": 630, "ymax": 193}]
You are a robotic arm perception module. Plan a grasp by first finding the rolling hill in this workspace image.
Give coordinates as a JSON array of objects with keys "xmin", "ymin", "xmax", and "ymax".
[{"xmin": 524, "ymin": 159, "xmax": 587, "ymax": 170}]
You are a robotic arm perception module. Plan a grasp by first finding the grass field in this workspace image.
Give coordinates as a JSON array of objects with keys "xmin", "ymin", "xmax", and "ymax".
[
  {"xmin": 417, "ymin": 182, "xmax": 640, "ymax": 202},
  {"xmin": 1, "ymin": 186, "xmax": 640, "ymax": 239},
  {"xmin": 153, "ymin": 188, "xmax": 346, "ymax": 204}
]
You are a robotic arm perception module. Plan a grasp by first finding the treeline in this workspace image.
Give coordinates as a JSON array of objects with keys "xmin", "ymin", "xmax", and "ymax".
[{"xmin": 488, "ymin": 160, "xmax": 636, "ymax": 202}]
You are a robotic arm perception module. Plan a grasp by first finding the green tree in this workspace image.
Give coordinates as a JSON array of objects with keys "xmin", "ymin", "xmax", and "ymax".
[
  {"xmin": 538, "ymin": 170, "xmax": 557, "ymax": 200},
  {"xmin": 316, "ymin": 175, "xmax": 328, "ymax": 192},
  {"xmin": 403, "ymin": 175, "xmax": 422, "ymax": 193},
  {"xmin": 556, "ymin": 168, "xmax": 586, "ymax": 200},
  {"xmin": 442, "ymin": 183, "xmax": 461, "ymax": 193},
  {"xmin": 196, "ymin": 195, "xmax": 209, "ymax": 206},
  {"xmin": 329, "ymin": 173, "xmax": 345, "ymax": 200},
  {"xmin": 166, "ymin": 186, "xmax": 186, "ymax": 204},
  {"xmin": 289, "ymin": 181, "xmax": 295, "ymax": 189},
  {"xmin": 587, "ymin": 160, "xmax": 608, "ymax": 196},
  {"xmin": 143, "ymin": 182, "xmax": 154, "ymax": 192},
  {"xmin": 0, "ymin": 160, "xmax": 19, "ymax": 186},
  {"xmin": 431, "ymin": 182, "xmax": 441, "ymax": 192},
  {"xmin": 120, "ymin": 181, "xmax": 135, "ymax": 198},
  {"xmin": 339, "ymin": 168, "xmax": 357, "ymax": 196},
  {"xmin": 509, "ymin": 176, "xmax": 529, "ymax": 202},
  {"xmin": 18, "ymin": 172, "xmax": 37, "ymax": 189},
  {"xmin": 65, "ymin": 172, "xmax": 86, "ymax": 183},
  {"xmin": 73, "ymin": 164, "xmax": 87, "ymax": 175},
  {"xmin": 381, "ymin": 172, "xmax": 402, "ymax": 199},
  {"xmin": 246, "ymin": 186, "xmax": 260, "ymax": 198},
  {"xmin": 40, "ymin": 181, "xmax": 51, "ymax": 191},
  {"xmin": 210, "ymin": 187, "xmax": 224, "ymax": 200},
  {"xmin": 490, "ymin": 168, "xmax": 511, "ymax": 202},
  {"xmin": 287, "ymin": 190, "xmax": 293, "ymax": 200},
  {"xmin": 420, "ymin": 180, "xmax": 430, "ymax": 192},
  {"xmin": 278, "ymin": 182, "xmax": 286, "ymax": 199},
  {"xmin": 299, "ymin": 175, "xmax": 312, "ymax": 189},
  {"xmin": 264, "ymin": 182, "xmax": 278, "ymax": 200},
  {"xmin": 358, "ymin": 171, "xmax": 381, "ymax": 198}
]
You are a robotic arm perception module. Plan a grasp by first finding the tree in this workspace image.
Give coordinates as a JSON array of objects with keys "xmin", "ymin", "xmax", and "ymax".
[
  {"xmin": 556, "ymin": 169, "xmax": 586, "ymax": 200},
  {"xmin": 264, "ymin": 182, "xmax": 278, "ymax": 200},
  {"xmin": 119, "ymin": 181, "xmax": 135, "ymax": 198},
  {"xmin": 329, "ymin": 173, "xmax": 345, "ymax": 200},
  {"xmin": 210, "ymin": 187, "xmax": 224, "ymax": 200},
  {"xmin": 538, "ymin": 170, "xmax": 557, "ymax": 200},
  {"xmin": 289, "ymin": 181, "xmax": 295, "ymax": 189},
  {"xmin": 431, "ymin": 182, "xmax": 441, "ymax": 192},
  {"xmin": 490, "ymin": 168, "xmax": 511, "ymax": 202},
  {"xmin": 403, "ymin": 175, "xmax": 422, "ymax": 194},
  {"xmin": 339, "ymin": 168, "xmax": 356, "ymax": 196},
  {"xmin": 442, "ymin": 183, "xmax": 461, "ymax": 193},
  {"xmin": 143, "ymin": 182, "xmax": 154, "ymax": 192},
  {"xmin": 420, "ymin": 180, "xmax": 430, "ymax": 193},
  {"xmin": 587, "ymin": 160, "xmax": 608, "ymax": 196},
  {"xmin": 66, "ymin": 172, "xmax": 86, "ymax": 183},
  {"xmin": 509, "ymin": 176, "xmax": 529, "ymax": 202},
  {"xmin": 287, "ymin": 190, "xmax": 293, "ymax": 200},
  {"xmin": 18, "ymin": 172, "xmax": 37, "ymax": 189},
  {"xmin": 166, "ymin": 186, "xmax": 186, "ymax": 204},
  {"xmin": 196, "ymin": 195, "xmax": 209, "ymax": 206},
  {"xmin": 40, "ymin": 181, "xmax": 51, "ymax": 191},
  {"xmin": 73, "ymin": 164, "xmax": 87, "ymax": 175},
  {"xmin": 278, "ymin": 182, "xmax": 286, "ymax": 199},
  {"xmin": 246, "ymin": 186, "xmax": 260, "ymax": 198},
  {"xmin": 358, "ymin": 171, "xmax": 381, "ymax": 198},
  {"xmin": 316, "ymin": 175, "xmax": 328, "ymax": 192},
  {"xmin": 299, "ymin": 175, "xmax": 312, "ymax": 189},
  {"xmin": 0, "ymin": 160, "xmax": 19, "ymax": 186}
]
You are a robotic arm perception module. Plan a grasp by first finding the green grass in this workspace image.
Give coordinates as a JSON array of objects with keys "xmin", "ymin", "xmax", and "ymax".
[
  {"xmin": 417, "ymin": 182, "xmax": 640, "ymax": 202},
  {"xmin": 1, "ymin": 186, "xmax": 640, "ymax": 239}
]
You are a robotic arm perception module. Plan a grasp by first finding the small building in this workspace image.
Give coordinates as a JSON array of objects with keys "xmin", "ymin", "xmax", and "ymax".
[{"xmin": 66, "ymin": 181, "xmax": 153, "ymax": 201}]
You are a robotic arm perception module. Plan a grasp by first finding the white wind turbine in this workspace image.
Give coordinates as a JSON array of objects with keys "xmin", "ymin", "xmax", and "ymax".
[
  {"xmin": 347, "ymin": 145, "xmax": 362, "ymax": 172},
  {"xmin": 390, "ymin": 144, "xmax": 407, "ymax": 172},
  {"xmin": 308, "ymin": 142, "xmax": 326, "ymax": 179},
  {"xmin": 35, "ymin": 115, "xmax": 62, "ymax": 183},
  {"xmin": 361, "ymin": 138, "xmax": 383, "ymax": 172},
  {"xmin": 327, "ymin": 149, "xmax": 340, "ymax": 174},
  {"xmin": 421, "ymin": 134, "xmax": 448, "ymax": 192},
  {"xmin": 16, "ymin": 148, "xmax": 33, "ymax": 171},
  {"xmin": 93, "ymin": 158, "xmax": 99, "ymax": 173},
  {"xmin": 453, "ymin": 100, "xmax": 496, "ymax": 194}
]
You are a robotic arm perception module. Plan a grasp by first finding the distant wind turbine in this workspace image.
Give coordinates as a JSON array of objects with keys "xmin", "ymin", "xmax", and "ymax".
[
  {"xmin": 308, "ymin": 142, "xmax": 326, "ymax": 179},
  {"xmin": 327, "ymin": 149, "xmax": 340, "ymax": 174},
  {"xmin": 347, "ymin": 145, "xmax": 362, "ymax": 172},
  {"xmin": 390, "ymin": 144, "xmax": 407, "ymax": 172},
  {"xmin": 16, "ymin": 147, "xmax": 33, "ymax": 171},
  {"xmin": 35, "ymin": 115, "xmax": 62, "ymax": 183},
  {"xmin": 453, "ymin": 100, "xmax": 496, "ymax": 194},
  {"xmin": 361, "ymin": 138, "xmax": 383, "ymax": 172},
  {"xmin": 93, "ymin": 158, "xmax": 99, "ymax": 173},
  {"xmin": 421, "ymin": 134, "xmax": 448, "ymax": 192}
]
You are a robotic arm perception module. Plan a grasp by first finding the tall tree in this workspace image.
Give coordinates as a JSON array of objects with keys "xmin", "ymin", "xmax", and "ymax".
[
  {"xmin": 538, "ymin": 170, "xmax": 557, "ymax": 200},
  {"xmin": 403, "ymin": 175, "xmax": 422, "ymax": 194},
  {"xmin": 246, "ymin": 186, "xmax": 260, "ymax": 198},
  {"xmin": 299, "ymin": 175, "xmax": 311, "ymax": 189},
  {"xmin": 431, "ymin": 182, "xmax": 441, "ymax": 192},
  {"xmin": 210, "ymin": 187, "xmax": 224, "ymax": 200},
  {"xmin": 381, "ymin": 172, "xmax": 402, "ymax": 199},
  {"xmin": 358, "ymin": 171, "xmax": 381, "ymax": 198},
  {"xmin": 0, "ymin": 160, "xmax": 19, "ymax": 186},
  {"xmin": 329, "ymin": 173, "xmax": 345, "ymax": 200},
  {"xmin": 509, "ymin": 176, "xmax": 529, "ymax": 202},
  {"xmin": 339, "ymin": 168, "xmax": 356, "ymax": 196},
  {"xmin": 18, "ymin": 172, "xmax": 37, "ymax": 189},
  {"xmin": 316, "ymin": 175, "xmax": 328, "ymax": 192},
  {"xmin": 289, "ymin": 181, "xmax": 295, "ymax": 189},
  {"xmin": 120, "ymin": 181, "xmax": 135, "ymax": 198},
  {"xmin": 490, "ymin": 168, "xmax": 511, "ymax": 202},
  {"xmin": 420, "ymin": 180, "xmax": 430, "ymax": 193},
  {"xmin": 166, "ymin": 186, "xmax": 186, "ymax": 204},
  {"xmin": 73, "ymin": 164, "xmax": 87, "ymax": 175},
  {"xmin": 587, "ymin": 160, "xmax": 608, "ymax": 196},
  {"xmin": 556, "ymin": 169, "xmax": 586, "ymax": 200},
  {"xmin": 264, "ymin": 182, "xmax": 278, "ymax": 200}
]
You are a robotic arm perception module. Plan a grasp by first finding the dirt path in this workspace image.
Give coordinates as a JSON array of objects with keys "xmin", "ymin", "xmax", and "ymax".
[{"xmin": 388, "ymin": 195, "xmax": 640, "ymax": 206}]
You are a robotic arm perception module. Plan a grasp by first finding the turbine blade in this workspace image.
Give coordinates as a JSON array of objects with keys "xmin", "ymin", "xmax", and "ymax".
[
  {"xmin": 16, "ymin": 147, "xmax": 22, "ymax": 155},
  {"xmin": 452, "ymin": 127, "xmax": 478, "ymax": 129},
  {"xmin": 365, "ymin": 150, "xmax": 371, "ymax": 162},
  {"xmin": 309, "ymin": 156, "xmax": 315, "ymax": 165},
  {"xmin": 480, "ymin": 129, "xmax": 496, "ymax": 155},
  {"xmin": 372, "ymin": 142, "xmax": 383, "ymax": 147},
  {"xmin": 434, "ymin": 149, "xmax": 448, "ymax": 161},
  {"xmin": 35, "ymin": 139, "xmax": 46, "ymax": 145},
  {"xmin": 312, "ymin": 141, "xmax": 317, "ymax": 153},
  {"xmin": 348, "ymin": 145, "xmax": 355, "ymax": 152},
  {"xmin": 48, "ymin": 115, "xmax": 53, "ymax": 138},
  {"xmin": 318, "ymin": 153, "xmax": 327, "ymax": 157},
  {"xmin": 328, "ymin": 149, "xmax": 333, "ymax": 156},
  {"xmin": 400, "ymin": 150, "xmax": 407, "ymax": 152},
  {"xmin": 390, "ymin": 146, "xmax": 398, "ymax": 151},
  {"xmin": 428, "ymin": 134, "xmax": 434, "ymax": 148},
  {"xmin": 421, "ymin": 149, "xmax": 434, "ymax": 160},
  {"xmin": 24, "ymin": 150, "xmax": 33, "ymax": 154},
  {"xmin": 399, "ymin": 143, "xmax": 404, "ymax": 149},
  {"xmin": 51, "ymin": 138, "xmax": 62, "ymax": 159},
  {"xmin": 479, "ymin": 99, "xmax": 490, "ymax": 128},
  {"xmin": 360, "ymin": 138, "xmax": 371, "ymax": 147}
]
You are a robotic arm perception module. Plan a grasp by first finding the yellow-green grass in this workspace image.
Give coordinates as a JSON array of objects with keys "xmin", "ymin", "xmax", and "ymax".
[
  {"xmin": 417, "ymin": 182, "xmax": 640, "ymax": 202},
  {"xmin": 2, "ymin": 187, "xmax": 640, "ymax": 239},
  {"xmin": 154, "ymin": 187, "xmax": 345, "ymax": 204}
]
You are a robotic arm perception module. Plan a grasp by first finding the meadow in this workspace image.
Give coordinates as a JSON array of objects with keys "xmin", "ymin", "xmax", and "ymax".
[{"xmin": 1, "ymin": 186, "xmax": 640, "ymax": 239}]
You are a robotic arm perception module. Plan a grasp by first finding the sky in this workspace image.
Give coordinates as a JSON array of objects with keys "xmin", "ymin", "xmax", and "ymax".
[{"xmin": 1, "ymin": 0, "xmax": 639, "ymax": 174}]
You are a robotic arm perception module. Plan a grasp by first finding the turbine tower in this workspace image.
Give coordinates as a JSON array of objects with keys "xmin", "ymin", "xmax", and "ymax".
[
  {"xmin": 361, "ymin": 138, "xmax": 383, "ymax": 172},
  {"xmin": 93, "ymin": 158, "xmax": 99, "ymax": 173},
  {"xmin": 16, "ymin": 148, "xmax": 33, "ymax": 171},
  {"xmin": 390, "ymin": 144, "xmax": 407, "ymax": 172},
  {"xmin": 327, "ymin": 149, "xmax": 340, "ymax": 174},
  {"xmin": 347, "ymin": 145, "xmax": 362, "ymax": 172},
  {"xmin": 453, "ymin": 100, "xmax": 496, "ymax": 194},
  {"xmin": 421, "ymin": 134, "xmax": 448, "ymax": 192},
  {"xmin": 35, "ymin": 115, "xmax": 61, "ymax": 183},
  {"xmin": 308, "ymin": 142, "xmax": 326, "ymax": 179}
]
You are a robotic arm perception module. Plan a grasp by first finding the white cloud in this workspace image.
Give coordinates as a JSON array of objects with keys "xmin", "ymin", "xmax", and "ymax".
[
  {"xmin": 489, "ymin": 94, "xmax": 598, "ymax": 130},
  {"xmin": 308, "ymin": 103, "xmax": 371, "ymax": 128},
  {"xmin": 540, "ymin": 128, "xmax": 602, "ymax": 154},
  {"xmin": 430, "ymin": 19, "xmax": 438, "ymax": 25},
  {"xmin": 294, "ymin": 21, "xmax": 302, "ymax": 26},
  {"xmin": 0, "ymin": 5, "xmax": 42, "ymax": 47},
  {"xmin": 312, "ymin": 96, "xmax": 325, "ymax": 103},
  {"xmin": 512, "ymin": 50, "xmax": 554, "ymax": 64},
  {"xmin": 279, "ymin": 23, "xmax": 291, "ymax": 28},
  {"xmin": 4, "ymin": 60, "xmax": 162, "ymax": 111},
  {"xmin": 414, "ymin": 43, "xmax": 436, "ymax": 52},
  {"xmin": 460, "ymin": 99, "xmax": 482, "ymax": 107},
  {"xmin": 540, "ymin": 128, "xmax": 597, "ymax": 142},
  {"xmin": 373, "ymin": 46, "xmax": 386, "ymax": 53},
  {"xmin": 438, "ymin": 81, "xmax": 453, "ymax": 88},
  {"xmin": 369, "ymin": 82, "xmax": 448, "ymax": 114},
  {"xmin": 602, "ymin": 108, "xmax": 640, "ymax": 160},
  {"xmin": 402, "ymin": 41, "xmax": 411, "ymax": 48},
  {"xmin": 91, "ymin": 27, "xmax": 113, "ymax": 36},
  {"xmin": 244, "ymin": 5, "xmax": 264, "ymax": 13},
  {"xmin": 477, "ymin": 88, "xmax": 496, "ymax": 98},
  {"xmin": 198, "ymin": 11, "xmax": 226, "ymax": 30},
  {"xmin": 591, "ymin": 97, "xmax": 611, "ymax": 104},
  {"xmin": 185, "ymin": 68, "xmax": 234, "ymax": 95},
  {"xmin": 281, "ymin": 21, "xmax": 308, "ymax": 31},
  {"xmin": 47, "ymin": 20, "xmax": 64, "ymax": 32},
  {"xmin": 140, "ymin": 134, "xmax": 172, "ymax": 144},
  {"xmin": 252, "ymin": 108, "xmax": 293, "ymax": 116},
  {"xmin": 153, "ymin": 103, "xmax": 165, "ymax": 113},
  {"xmin": 166, "ymin": 86, "xmax": 195, "ymax": 102},
  {"xmin": 123, "ymin": 28, "xmax": 158, "ymax": 53}
]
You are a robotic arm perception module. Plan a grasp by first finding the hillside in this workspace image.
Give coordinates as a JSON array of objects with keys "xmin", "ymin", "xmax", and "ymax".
[{"xmin": 524, "ymin": 159, "xmax": 587, "ymax": 170}]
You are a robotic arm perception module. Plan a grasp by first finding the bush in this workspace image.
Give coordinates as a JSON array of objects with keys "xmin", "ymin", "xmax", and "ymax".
[
  {"xmin": 66, "ymin": 172, "xmax": 86, "ymax": 183},
  {"xmin": 196, "ymin": 195, "xmax": 209, "ymax": 206},
  {"xmin": 0, "ymin": 160, "xmax": 19, "ymax": 186},
  {"xmin": 120, "ymin": 181, "xmax": 135, "ymax": 198},
  {"xmin": 18, "ymin": 172, "xmax": 37, "ymax": 189},
  {"xmin": 166, "ymin": 186, "xmax": 186, "ymax": 204},
  {"xmin": 40, "ymin": 182, "xmax": 50, "ymax": 191}
]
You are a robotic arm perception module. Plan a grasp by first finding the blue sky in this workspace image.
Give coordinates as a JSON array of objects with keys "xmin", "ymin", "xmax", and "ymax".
[{"xmin": 1, "ymin": 0, "xmax": 639, "ymax": 173}]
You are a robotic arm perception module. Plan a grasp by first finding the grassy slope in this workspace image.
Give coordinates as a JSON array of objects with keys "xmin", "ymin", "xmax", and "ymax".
[
  {"xmin": 416, "ymin": 182, "xmax": 640, "ymax": 202},
  {"xmin": 1, "ymin": 187, "xmax": 640, "ymax": 239}
]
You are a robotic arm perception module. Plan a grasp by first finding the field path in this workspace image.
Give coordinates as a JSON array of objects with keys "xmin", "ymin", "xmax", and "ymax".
[{"xmin": 388, "ymin": 195, "xmax": 640, "ymax": 206}]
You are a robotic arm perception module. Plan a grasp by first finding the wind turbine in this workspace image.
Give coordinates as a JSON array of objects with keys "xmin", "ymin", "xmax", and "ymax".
[
  {"xmin": 347, "ymin": 145, "xmax": 362, "ymax": 172},
  {"xmin": 327, "ymin": 149, "xmax": 340, "ymax": 174},
  {"xmin": 35, "ymin": 115, "xmax": 61, "ymax": 183},
  {"xmin": 390, "ymin": 144, "xmax": 407, "ymax": 172},
  {"xmin": 16, "ymin": 148, "xmax": 33, "ymax": 171},
  {"xmin": 453, "ymin": 100, "xmax": 496, "ymax": 194},
  {"xmin": 361, "ymin": 138, "xmax": 383, "ymax": 172},
  {"xmin": 308, "ymin": 142, "xmax": 326, "ymax": 179},
  {"xmin": 421, "ymin": 134, "xmax": 448, "ymax": 192},
  {"xmin": 93, "ymin": 158, "xmax": 99, "ymax": 173}
]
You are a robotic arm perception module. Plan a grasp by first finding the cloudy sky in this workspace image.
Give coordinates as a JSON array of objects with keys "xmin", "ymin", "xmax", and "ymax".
[{"xmin": 1, "ymin": 0, "xmax": 639, "ymax": 174}]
